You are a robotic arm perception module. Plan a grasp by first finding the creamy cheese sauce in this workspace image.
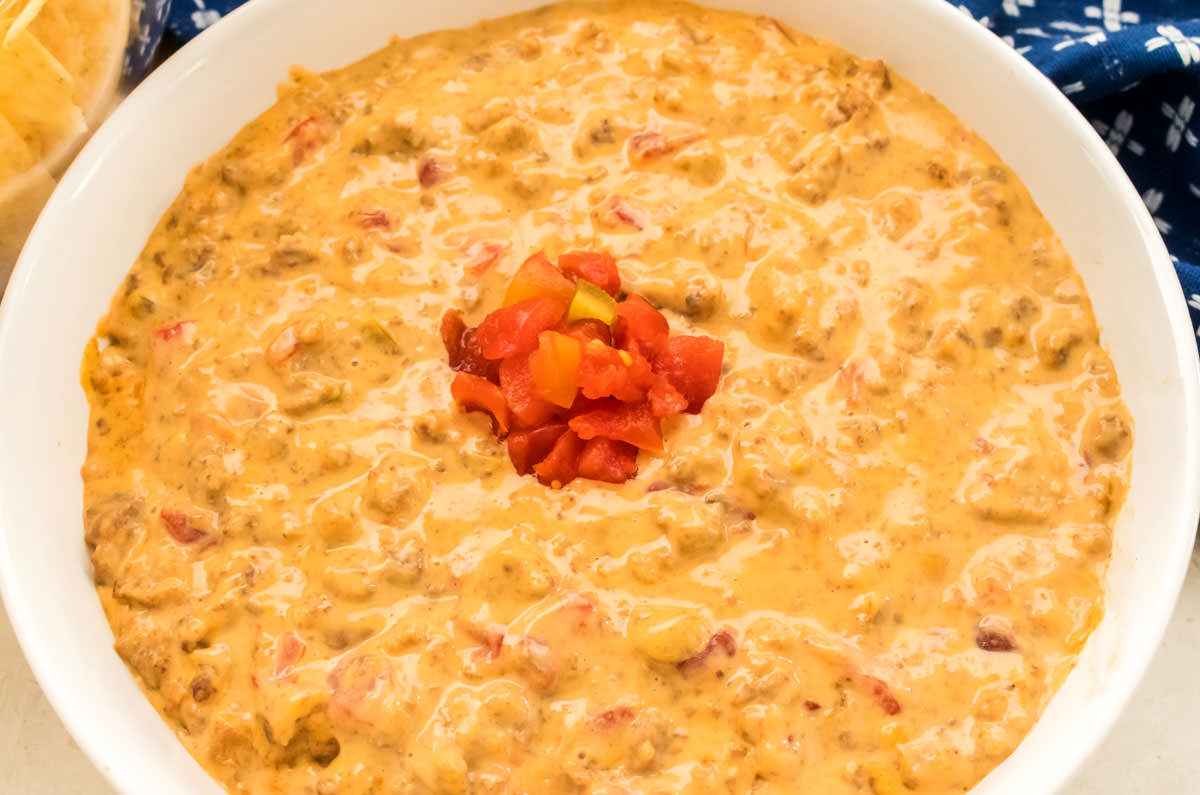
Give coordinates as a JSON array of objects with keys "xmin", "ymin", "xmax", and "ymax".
[{"xmin": 80, "ymin": 3, "xmax": 1132, "ymax": 793}]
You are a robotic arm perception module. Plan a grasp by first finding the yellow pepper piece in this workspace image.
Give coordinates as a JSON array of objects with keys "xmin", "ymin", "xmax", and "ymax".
[
  {"xmin": 529, "ymin": 331, "xmax": 582, "ymax": 408},
  {"xmin": 566, "ymin": 279, "xmax": 617, "ymax": 325}
]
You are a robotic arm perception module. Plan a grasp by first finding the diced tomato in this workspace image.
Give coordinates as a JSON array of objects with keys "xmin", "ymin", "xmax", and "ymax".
[
  {"xmin": 676, "ymin": 630, "xmax": 736, "ymax": 675},
  {"xmin": 274, "ymin": 631, "xmax": 306, "ymax": 679},
  {"xmin": 284, "ymin": 116, "xmax": 329, "ymax": 165},
  {"xmin": 529, "ymin": 331, "xmax": 582, "ymax": 408},
  {"xmin": 478, "ymin": 296, "xmax": 567, "ymax": 360},
  {"xmin": 647, "ymin": 374, "xmax": 688, "ymax": 417},
  {"xmin": 653, "ymin": 335, "xmax": 724, "ymax": 414},
  {"xmin": 588, "ymin": 704, "xmax": 637, "ymax": 729},
  {"xmin": 560, "ymin": 319, "xmax": 612, "ymax": 347},
  {"xmin": 614, "ymin": 295, "xmax": 669, "ymax": 360},
  {"xmin": 504, "ymin": 252, "xmax": 576, "ymax": 307},
  {"xmin": 354, "ymin": 209, "xmax": 391, "ymax": 231},
  {"xmin": 533, "ymin": 430, "xmax": 585, "ymax": 487},
  {"xmin": 161, "ymin": 508, "xmax": 211, "ymax": 545},
  {"xmin": 837, "ymin": 360, "xmax": 866, "ymax": 408},
  {"xmin": 440, "ymin": 310, "xmax": 498, "ymax": 381},
  {"xmin": 864, "ymin": 675, "xmax": 902, "ymax": 715},
  {"xmin": 557, "ymin": 251, "xmax": 621, "ymax": 297},
  {"xmin": 506, "ymin": 423, "xmax": 569, "ymax": 475},
  {"xmin": 602, "ymin": 195, "xmax": 646, "ymax": 229},
  {"xmin": 499, "ymin": 354, "xmax": 559, "ymax": 428},
  {"xmin": 577, "ymin": 438, "xmax": 639, "ymax": 483},
  {"xmin": 463, "ymin": 240, "xmax": 509, "ymax": 275},
  {"xmin": 578, "ymin": 341, "xmax": 654, "ymax": 402},
  {"xmin": 451, "ymin": 372, "xmax": 510, "ymax": 434},
  {"xmin": 569, "ymin": 400, "xmax": 663, "ymax": 451},
  {"xmin": 153, "ymin": 320, "xmax": 193, "ymax": 343},
  {"xmin": 418, "ymin": 158, "xmax": 441, "ymax": 188},
  {"xmin": 627, "ymin": 128, "xmax": 704, "ymax": 161}
]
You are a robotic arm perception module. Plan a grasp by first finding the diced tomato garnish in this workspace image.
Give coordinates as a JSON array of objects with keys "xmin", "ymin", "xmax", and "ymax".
[
  {"xmin": 578, "ymin": 341, "xmax": 653, "ymax": 402},
  {"xmin": 161, "ymin": 508, "xmax": 210, "ymax": 545},
  {"xmin": 577, "ymin": 437, "xmax": 639, "ymax": 483},
  {"xmin": 499, "ymin": 353, "xmax": 559, "ymax": 428},
  {"xmin": 506, "ymin": 423, "xmax": 569, "ymax": 475},
  {"xmin": 450, "ymin": 372, "xmax": 510, "ymax": 435},
  {"xmin": 614, "ymin": 295, "xmax": 669, "ymax": 360},
  {"xmin": 529, "ymin": 331, "xmax": 582, "ymax": 408},
  {"xmin": 418, "ymin": 158, "xmax": 441, "ymax": 188},
  {"xmin": 647, "ymin": 374, "xmax": 688, "ymax": 417},
  {"xmin": 478, "ymin": 296, "xmax": 567, "ymax": 360},
  {"xmin": 560, "ymin": 319, "xmax": 612, "ymax": 347},
  {"xmin": 504, "ymin": 252, "xmax": 576, "ymax": 307},
  {"xmin": 653, "ymin": 335, "xmax": 724, "ymax": 414},
  {"xmin": 443, "ymin": 248, "xmax": 726, "ymax": 487},
  {"xmin": 558, "ymin": 251, "xmax": 621, "ymax": 297},
  {"xmin": 569, "ymin": 400, "xmax": 663, "ymax": 451},
  {"xmin": 533, "ymin": 430, "xmax": 585, "ymax": 486},
  {"xmin": 440, "ymin": 310, "xmax": 498, "ymax": 381}
]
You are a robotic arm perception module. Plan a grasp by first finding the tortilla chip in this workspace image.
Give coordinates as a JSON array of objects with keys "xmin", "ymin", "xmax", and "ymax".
[
  {"xmin": 0, "ymin": 19, "xmax": 86, "ymax": 159},
  {"xmin": 25, "ymin": 0, "xmax": 125, "ymax": 116},
  {"xmin": 0, "ymin": 110, "xmax": 37, "ymax": 183}
]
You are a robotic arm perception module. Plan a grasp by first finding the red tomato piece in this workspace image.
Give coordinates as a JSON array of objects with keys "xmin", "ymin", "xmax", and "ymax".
[
  {"xmin": 274, "ymin": 631, "xmax": 307, "ymax": 679},
  {"xmin": 647, "ymin": 374, "xmax": 688, "ymax": 417},
  {"xmin": 463, "ymin": 240, "xmax": 509, "ymax": 275},
  {"xmin": 451, "ymin": 372, "xmax": 510, "ymax": 434},
  {"xmin": 653, "ymin": 335, "xmax": 725, "ymax": 414},
  {"xmin": 506, "ymin": 423, "xmax": 569, "ymax": 476},
  {"xmin": 569, "ymin": 400, "xmax": 663, "ymax": 452},
  {"xmin": 354, "ymin": 208, "xmax": 391, "ymax": 231},
  {"xmin": 560, "ymin": 319, "xmax": 612, "ymax": 347},
  {"xmin": 161, "ymin": 508, "xmax": 211, "ymax": 545},
  {"xmin": 153, "ymin": 319, "xmax": 195, "ymax": 345},
  {"xmin": 557, "ymin": 251, "xmax": 621, "ymax": 297},
  {"xmin": 477, "ymin": 296, "xmax": 567, "ymax": 360},
  {"xmin": 614, "ymin": 295, "xmax": 669, "ymax": 360},
  {"xmin": 284, "ymin": 116, "xmax": 330, "ymax": 165},
  {"xmin": 440, "ymin": 310, "xmax": 498, "ymax": 381},
  {"xmin": 577, "ymin": 438, "xmax": 639, "ymax": 483},
  {"xmin": 533, "ymin": 430, "xmax": 586, "ymax": 487},
  {"xmin": 578, "ymin": 341, "xmax": 654, "ymax": 402},
  {"xmin": 418, "ymin": 158, "xmax": 441, "ymax": 188},
  {"xmin": 505, "ymin": 251, "xmax": 577, "ymax": 307},
  {"xmin": 499, "ymin": 353, "xmax": 560, "ymax": 428}
]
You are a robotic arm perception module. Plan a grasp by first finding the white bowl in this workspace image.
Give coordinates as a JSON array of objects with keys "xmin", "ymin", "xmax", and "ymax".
[{"xmin": 0, "ymin": 0, "xmax": 1197, "ymax": 792}]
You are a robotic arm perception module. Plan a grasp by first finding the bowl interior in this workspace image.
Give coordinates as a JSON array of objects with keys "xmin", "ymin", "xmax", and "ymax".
[{"xmin": 0, "ymin": 1, "xmax": 1195, "ymax": 793}]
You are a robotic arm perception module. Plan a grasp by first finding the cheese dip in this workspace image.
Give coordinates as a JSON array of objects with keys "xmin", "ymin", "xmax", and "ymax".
[{"xmin": 80, "ymin": 2, "xmax": 1132, "ymax": 793}]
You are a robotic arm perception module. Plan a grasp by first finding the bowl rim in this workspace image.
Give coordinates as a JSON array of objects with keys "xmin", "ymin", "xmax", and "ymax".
[{"xmin": 1, "ymin": 0, "xmax": 1197, "ymax": 793}]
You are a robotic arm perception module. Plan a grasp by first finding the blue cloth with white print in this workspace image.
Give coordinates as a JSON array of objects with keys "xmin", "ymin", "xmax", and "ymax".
[{"xmin": 138, "ymin": 0, "xmax": 1200, "ymax": 348}]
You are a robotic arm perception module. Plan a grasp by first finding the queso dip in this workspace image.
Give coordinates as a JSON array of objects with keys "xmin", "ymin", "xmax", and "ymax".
[{"xmin": 80, "ymin": 2, "xmax": 1132, "ymax": 793}]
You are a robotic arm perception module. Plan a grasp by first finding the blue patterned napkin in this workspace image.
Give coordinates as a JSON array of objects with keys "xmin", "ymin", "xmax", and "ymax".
[{"xmin": 134, "ymin": 0, "xmax": 1200, "ymax": 349}]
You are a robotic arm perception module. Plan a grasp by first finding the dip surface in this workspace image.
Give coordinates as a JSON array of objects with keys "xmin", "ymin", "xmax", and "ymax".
[{"xmin": 80, "ymin": 2, "xmax": 1132, "ymax": 793}]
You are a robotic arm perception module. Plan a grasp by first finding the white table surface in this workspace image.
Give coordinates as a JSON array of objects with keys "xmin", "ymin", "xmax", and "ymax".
[{"xmin": 0, "ymin": 548, "xmax": 1196, "ymax": 794}]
